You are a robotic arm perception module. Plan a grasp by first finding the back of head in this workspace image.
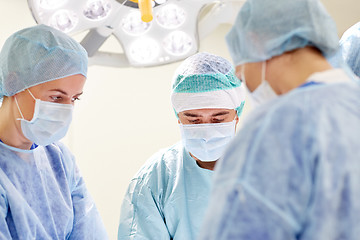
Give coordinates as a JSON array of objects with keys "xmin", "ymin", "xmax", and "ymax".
[
  {"xmin": 171, "ymin": 52, "xmax": 245, "ymax": 116},
  {"xmin": 338, "ymin": 22, "xmax": 360, "ymax": 77},
  {"xmin": 0, "ymin": 24, "xmax": 88, "ymax": 98},
  {"xmin": 226, "ymin": 0, "xmax": 339, "ymax": 65}
]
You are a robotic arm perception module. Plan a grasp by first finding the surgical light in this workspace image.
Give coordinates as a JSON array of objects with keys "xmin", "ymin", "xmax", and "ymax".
[
  {"xmin": 156, "ymin": 4, "xmax": 186, "ymax": 29},
  {"xmin": 39, "ymin": 0, "xmax": 67, "ymax": 10},
  {"xmin": 163, "ymin": 31, "xmax": 192, "ymax": 56},
  {"xmin": 49, "ymin": 10, "xmax": 79, "ymax": 33},
  {"xmin": 83, "ymin": 0, "xmax": 112, "ymax": 20},
  {"xmin": 121, "ymin": 11, "xmax": 151, "ymax": 35},
  {"xmin": 28, "ymin": 0, "xmax": 244, "ymax": 67},
  {"xmin": 130, "ymin": 38, "xmax": 160, "ymax": 63}
]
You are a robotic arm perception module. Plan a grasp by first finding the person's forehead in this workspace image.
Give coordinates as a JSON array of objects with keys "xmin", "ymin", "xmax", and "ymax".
[
  {"xmin": 180, "ymin": 108, "xmax": 234, "ymax": 116},
  {"xmin": 34, "ymin": 75, "xmax": 86, "ymax": 93}
]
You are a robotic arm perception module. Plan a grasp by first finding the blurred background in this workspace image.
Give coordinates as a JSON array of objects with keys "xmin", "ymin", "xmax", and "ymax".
[{"xmin": 1, "ymin": 0, "xmax": 359, "ymax": 239}]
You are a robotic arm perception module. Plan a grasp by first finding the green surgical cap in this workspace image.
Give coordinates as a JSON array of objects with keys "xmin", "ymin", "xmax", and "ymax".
[{"xmin": 171, "ymin": 52, "xmax": 245, "ymax": 116}]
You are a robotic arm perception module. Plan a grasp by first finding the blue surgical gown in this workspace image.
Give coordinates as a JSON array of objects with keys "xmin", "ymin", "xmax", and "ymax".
[
  {"xmin": 198, "ymin": 69, "xmax": 360, "ymax": 240},
  {"xmin": 0, "ymin": 141, "xmax": 108, "ymax": 239},
  {"xmin": 118, "ymin": 142, "xmax": 213, "ymax": 240}
]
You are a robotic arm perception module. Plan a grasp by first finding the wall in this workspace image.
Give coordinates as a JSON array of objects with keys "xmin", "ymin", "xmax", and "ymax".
[{"xmin": 1, "ymin": 0, "xmax": 359, "ymax": 239}]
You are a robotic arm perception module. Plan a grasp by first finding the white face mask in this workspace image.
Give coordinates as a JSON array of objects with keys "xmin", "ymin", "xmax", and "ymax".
[
  {"xmin": 242, "ymin": 62, "xmax": 278, "ymax": 108},
  {"xmin": 179, "ymin": 120, "xmax": 236, "ymax": 162},
  {"xmin": 15, "ymin": 89, "xmax": 73, "ymax": 146}
]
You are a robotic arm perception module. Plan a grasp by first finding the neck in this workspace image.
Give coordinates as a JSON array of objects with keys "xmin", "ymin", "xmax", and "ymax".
[
  {"xmin": 189, "ymin": 152, "xmax": 216, "ymax": 171},
  {"xmin": 0, "ymin": 98, "xmax": 33, "ymax": 150},
  {"xmin": 269, "ymin": 47, "xmax": 333, "ymax": 95}
]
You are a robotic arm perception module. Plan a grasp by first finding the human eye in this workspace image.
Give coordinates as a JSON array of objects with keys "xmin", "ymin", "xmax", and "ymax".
[
  {"xmin": 50, "ymin": 95, "xmax": 62, "ymax": 102},
  {"xmin": 71, "ymin": 97, "xmax": 81, "ymax": 102},
  {"xmin": 188, "ymin": 119, "xmax": 201, "ymax": 124},
  {"xmin": 212, "ymin": 118, "xmax": 225, "ymax": 123}
]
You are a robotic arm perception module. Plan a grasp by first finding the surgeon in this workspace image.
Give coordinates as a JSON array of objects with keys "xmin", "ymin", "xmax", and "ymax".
[
  {"xmin": 118, "ymin": 52, "xmax": 245, "ymax": 240},
  {"xmin": 198, "ymin": 0, "xmax": 360, "ymax": 240},
  {"xmin": 331, "ymin": 22, "xmax": 360, "ymax": 78},
  {"xmin": 0, "ymin": 25, "xmax": 108, "ymax": 239}
]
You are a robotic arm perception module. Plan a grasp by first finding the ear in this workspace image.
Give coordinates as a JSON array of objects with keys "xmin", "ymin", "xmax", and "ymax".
[
  {"xmin": 0, "ymin": 95, "xmax": 9, "ymax": 105},
  {"xmin": 12, "ymin": 89, "xmax": 27, "ymax": 98},
  {"xmin": 178, "ymin": 119, "xmax": 180, "ymax": 124},
  {"xmin": 11, "ymin": 93, "xmax": 19, "ymax": 102},
  {"xmin": 11, "ymin": 91, "xmax": 24, "ymax": 103}
]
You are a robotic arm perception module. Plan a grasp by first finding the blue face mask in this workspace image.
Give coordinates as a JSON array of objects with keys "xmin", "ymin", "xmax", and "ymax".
[
  {"xmin": 179, "ymin": 120, "xmax": 236, "ymax": 162},
  {"xmin": 15, "ymin": 89, "xmax": 73, "ymax": 146}
]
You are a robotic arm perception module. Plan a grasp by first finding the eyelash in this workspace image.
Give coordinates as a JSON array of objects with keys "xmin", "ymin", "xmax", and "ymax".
[
  {"xmin": 189, "ymin": 119, "xmax": 201, "ymax": 123},
  {"xmin": 72, "ymin": 97, "xmax": 81, "ymax": 102},
  {"xmin": 188, "ymin": 118, "xmax": 225, "ymax": 123},
  {"xmin": 51, "ymin": 96, "xmax": 62, "ymax": 101},
  {"xmin": 50, "ymin": 96, "xmax": 81, "ymax": 102}
]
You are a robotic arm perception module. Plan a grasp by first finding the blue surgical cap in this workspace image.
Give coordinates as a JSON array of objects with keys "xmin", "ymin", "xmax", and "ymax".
[
  {"xmin": 226, "ymin": 0, "xmax": 339, "ymax": 65},
  {"xmin": 337, "ymin": 22, "xmax": 360, "ymax": 77},
  {"xmin": 171, "ymin": 52, "xmax": 245, "ymax": 117},
  {"xmin": 0, "ymin": 24, "xmax": 88, "ymax": 98}
]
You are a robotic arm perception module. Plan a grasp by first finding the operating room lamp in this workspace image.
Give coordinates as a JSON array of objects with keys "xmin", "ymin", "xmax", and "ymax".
[{"xmin": 27, "ymin": 0, "xmax": 243, "ymax": 67}]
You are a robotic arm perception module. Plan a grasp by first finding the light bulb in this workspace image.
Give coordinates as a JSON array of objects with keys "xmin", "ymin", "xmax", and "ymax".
[
  {"xmin": 84, "ymin": 0, "xmax": 111, "ymax": 20},
  {"xmin": 49, "ymin": 9, "xmax": 78, "ymax": 33},
  {"xmin": 122, "ymin": 11, "xmax": 151, "ymax": 35},
  {"xmin": 156, "ymin": 4, "xmax": 186, "ymax": 29},
  {"xmin": 38, "ymin": 0, "xmax": 67, "ymax": 9},
  {"xmin": 163, "ymin": 31, "xmax": 192, "ymax": 56},
  {"xmin": 130, "ymin": 38, "xmax": 160, "ymax": 63}
]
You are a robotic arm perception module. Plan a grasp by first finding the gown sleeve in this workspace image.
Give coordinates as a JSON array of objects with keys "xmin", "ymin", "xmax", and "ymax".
[
  {"xmin": 0, "ymin": 184, "xmax": 11, "ymax": 240},
  {"xmin": 118, "ymin": 175, "xmax": 171, "ymax": 240},
  {"xmin": 199, "ymin": 98, "xmax": 317, "ymax": 240},
  {"xmin": 57, "ymin": 143, "xmax": 109, "ymax": 240}
]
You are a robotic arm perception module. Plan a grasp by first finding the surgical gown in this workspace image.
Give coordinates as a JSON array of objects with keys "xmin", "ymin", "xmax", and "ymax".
[
  {"xmin": 0, "ymin": 141, "xmax": 108, "ymax": 239},
  {"xmin": 198, "ymin": 69, "xmax": 360, "ymax": 240},
  {"xmin": 118, "ymin": 142, "xmax": 213, "ymax": 240}
]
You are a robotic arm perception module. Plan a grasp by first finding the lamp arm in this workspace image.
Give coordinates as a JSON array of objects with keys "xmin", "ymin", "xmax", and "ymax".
[{"xmin": 198, "ymin": 0, "xmax": 244, "ymax": 40}]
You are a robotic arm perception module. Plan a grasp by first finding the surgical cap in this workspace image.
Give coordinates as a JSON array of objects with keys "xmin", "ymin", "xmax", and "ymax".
[
  {"xmin": 226, "ymin": 0, "xmax": 339, "ymax": 65},
  {"xmin": 0, "ymin": 24, "xmax": 88, "ymax": 98},
  {"xmin": 171, "ymin": 52, "xmax": 245, "ymax": 116},
  {"xmin": 337, "ymin": 22, "xmax": 360, "ymax": 77}
]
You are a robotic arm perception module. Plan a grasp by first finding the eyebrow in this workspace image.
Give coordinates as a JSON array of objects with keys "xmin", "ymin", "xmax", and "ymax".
[
  {"xmin": 212, "ymin": 111, "xmax": 230, "ymax": 117},
  {"xmin": 183, "ymin": 113, "xmax": 201, "ymax": 117},
  {"xmin": 49, "ymin": 89, "xmax": 83, "ymax": 96},
  {"xmin": 49, "ymin": 89, "xmax": 68, "ymax": 95},
  {"xmin": 183, "ymin": 111, "xmax": 230, "ymax": 118}
]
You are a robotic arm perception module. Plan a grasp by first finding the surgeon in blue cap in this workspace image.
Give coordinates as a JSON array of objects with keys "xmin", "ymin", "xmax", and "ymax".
[
  {"xmin": 198, "ymin": 0, "xmax": 360, "ymax": 239},
  {"xmin": 0, "ymin": 25, "xmax": 108, "ymax": 239}
]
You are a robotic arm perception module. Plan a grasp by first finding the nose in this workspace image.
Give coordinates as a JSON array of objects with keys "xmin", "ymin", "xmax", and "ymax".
[
  {"xmin": 64, "ymin": 98, "xmax": 73, "ymax": 105},
  {"xmin": 201, "ymin": 117, "xmax": 213, "ymax": 124}
]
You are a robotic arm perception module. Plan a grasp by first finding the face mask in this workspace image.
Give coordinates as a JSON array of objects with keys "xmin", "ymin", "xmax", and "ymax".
[
  {"xmin": 179, "ymin": 120, "xmax": 236, "ymax": 162},
  {"xmin": 242, "ymin": 62, "xmax": 278, "ymax": 108},
  {"xmin": 15, "ymin": 89, "xmax": 74, "ymax": 146}
]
